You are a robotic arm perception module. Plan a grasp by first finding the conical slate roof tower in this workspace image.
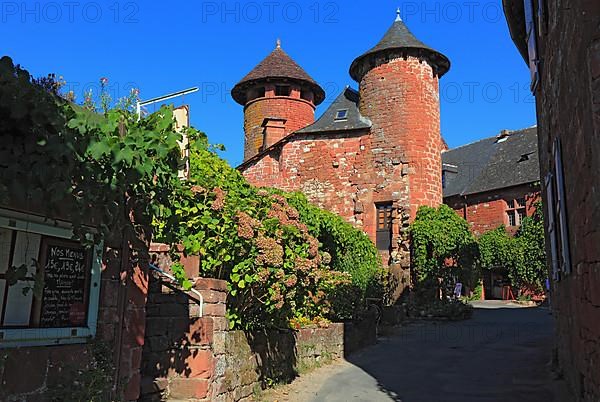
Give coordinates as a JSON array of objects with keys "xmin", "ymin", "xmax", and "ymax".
[
  {"xmin": 350, "ymin": 10, "xmax": 450, "ymax": 81},
  {"xmin": 232, "ymin": 41, "xmax": 325, "ymax": 161},
  {"xmin": 351, "ymin": 10, "xmax": 451, "ymax": 218}
]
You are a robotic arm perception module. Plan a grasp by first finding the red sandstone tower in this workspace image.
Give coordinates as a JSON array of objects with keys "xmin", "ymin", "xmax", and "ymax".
[
  {"xmin": 232, "ymin": 40, "xmax": 325, "ymax": 161},
  {"xmin": 350, "ymin": 11, "xmax": 451, "ymax": 218}
]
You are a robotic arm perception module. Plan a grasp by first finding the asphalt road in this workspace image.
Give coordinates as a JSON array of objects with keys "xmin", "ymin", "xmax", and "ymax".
[{"xmin": 305, "ymin": 301, "xmax": 570, "ymax": 402}]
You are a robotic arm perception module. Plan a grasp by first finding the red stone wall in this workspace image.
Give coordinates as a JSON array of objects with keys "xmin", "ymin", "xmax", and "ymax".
[
  {"xmin": 445, "ymin": 184, "xmax": 541, "ymax": 236},
  {"xmin": 243, "ymin": 86, "xmax": 316, "ymax": 161},
  {"xmin": 141, "ymin": 276, "xmax": 228, "ymax": 401},
  {"xmin": 140, "ymin": 270, "xmax": 376, "ymax": 402},
  {"xmin": 531, "ymin": 0, "xmax": 600, "ymax": 399},
  {"xmin": 242, "ymin": 130, "xmax": 397, "ymax": 241},
  {"xmin": 359, "ymin": 56, "xmax": 443, "ymax": 219},
  {"xmin": 242, "ymin": 55, "xmax": 443, "ymax": 268}
]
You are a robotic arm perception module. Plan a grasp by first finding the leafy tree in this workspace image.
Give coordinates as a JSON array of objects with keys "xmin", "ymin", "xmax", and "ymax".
[
  {"xmin": 478, "ymin": 203, "xmax": 547, "ymax": 293},
  {"xmin": 514, "ymin": 204, "xmax": 547, "ymax": 291},
  {"xmin": 410, "ymin": 205, "xmax": 478, "ymax": 298}
]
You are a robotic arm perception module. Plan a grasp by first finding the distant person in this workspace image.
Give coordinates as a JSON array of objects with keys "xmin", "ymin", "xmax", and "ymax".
[{"xmin": 454, "ymin": 282, "xmax": 463, "ymax": 299}]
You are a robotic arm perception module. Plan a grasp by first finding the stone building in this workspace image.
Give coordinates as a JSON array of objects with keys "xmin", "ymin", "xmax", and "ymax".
[
  {"xmin": 443, "ymin": 127, "xmax": 541, "ymax": 298},
  {"xmin": 234, "ymin": 12, "xmax": 450, "ymax": 270},
  {"xmin": 443, "ymin": 127, "xmax": 541, "ymax": 237},
  {"xmin": 504, "ymin": 0, "xmax": 600, "ymax": 400}
]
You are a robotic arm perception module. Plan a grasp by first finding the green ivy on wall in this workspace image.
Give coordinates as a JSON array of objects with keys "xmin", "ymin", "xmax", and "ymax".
[{"xmin": 410, "ymin": 204, "xmax": 478, "ymax": 297}]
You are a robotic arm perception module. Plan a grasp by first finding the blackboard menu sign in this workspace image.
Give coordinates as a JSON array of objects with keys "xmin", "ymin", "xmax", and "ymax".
[{"xmin": 37, "ymin": 238, "xmax": 91, "ymax": 328}]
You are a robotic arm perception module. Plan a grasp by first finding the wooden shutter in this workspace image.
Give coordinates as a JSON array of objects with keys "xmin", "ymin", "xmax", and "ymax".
[
  {"xmin": 545, "ymin": 173, "xmax": 560, "ymax": 281},
  {"xmin": 554, "ymin": 139, "xmax": 571, "ymax": 274}
]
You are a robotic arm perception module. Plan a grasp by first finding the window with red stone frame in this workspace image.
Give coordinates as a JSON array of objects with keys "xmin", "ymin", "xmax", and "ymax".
[
  {"xmin": 506, "ymin": 197, "xmax": 527, "ymax": 227},
  {"xmin": 376, "ymin": 203, "xmax": 393, "ymax": 252}
]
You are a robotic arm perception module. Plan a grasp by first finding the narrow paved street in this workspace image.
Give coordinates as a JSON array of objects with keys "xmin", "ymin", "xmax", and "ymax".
[{"xmin": 263, "ymin": 302, "xmax": 571, "ymax": 402}]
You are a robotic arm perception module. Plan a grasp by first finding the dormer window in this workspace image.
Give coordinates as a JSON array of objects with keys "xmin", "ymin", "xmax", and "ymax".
[
  {"xmin": 275, "ymin": 86, "xmax": 291, "ymax": 97},
  {"xmin": 518, "ymin": 152, "xmax": 535, "ymax": 162},
  {"xmin": 335, "ymin": 109, "xmax": 348, "ymax": 121}
]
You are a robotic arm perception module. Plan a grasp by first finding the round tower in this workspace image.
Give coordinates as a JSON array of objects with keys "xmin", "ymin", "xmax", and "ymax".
[
  {"xmin": 350, "ymin": 10, "xmax": 450, "ymax": 218},
  {"xmin": 232, "ymin": 40, "xmax": 325, "ymax": 161}
]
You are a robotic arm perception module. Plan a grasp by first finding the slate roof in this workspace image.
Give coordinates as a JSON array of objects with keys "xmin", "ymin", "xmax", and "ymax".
[
  {"xmin": 296, "ymin": 87, "xmax": 372, "ymax": 134},
  {"xmin": 350, "ymin": 16, "xmax": 450, "ymax": 81},
  {"xmin": 442, "ymin": 127, "xmax": 540, "ymax": 197},
  {"xmin": 231, "ymin": 45, "xmax": 325, "ymax": 105}
]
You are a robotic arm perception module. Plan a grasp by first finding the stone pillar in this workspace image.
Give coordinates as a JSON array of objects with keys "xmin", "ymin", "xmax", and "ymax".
[{"xmin": 140, "ymin": 276, "xmax": 228, "ymax": 401}]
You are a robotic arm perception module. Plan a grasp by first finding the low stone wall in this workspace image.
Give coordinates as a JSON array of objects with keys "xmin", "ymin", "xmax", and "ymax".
[
  {"xmin": 215, "ymin": 325, "xmax": 345, "ymax": 401},
  {"xmin": 141, "ymin": 274, "xmax": 377, "ymax": 402}
]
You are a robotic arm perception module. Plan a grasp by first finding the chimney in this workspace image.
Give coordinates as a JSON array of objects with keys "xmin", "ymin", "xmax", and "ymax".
[
  {"xmin": 498, "ymin": 129, "xmax": 511, "ymax": 139},
  {"xmin": 262, "ymin": 117, "xmax": 287, "ymax": 150},
  {"xmin": 173, "ymin": 105, "xmax": 190, "ymax": 179}
]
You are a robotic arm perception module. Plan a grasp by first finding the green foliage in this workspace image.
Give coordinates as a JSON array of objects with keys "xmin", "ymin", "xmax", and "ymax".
[
  {"xmin": 465, "ymin": 283, "xmax": 483, "ymax": 301},
  {"xmin": 0, "ymin": 56, "xmax": 185, "ymax": 246},
  {"xmin": 478, "ymin": 226, "xmax": 516, "ymax": 271},
  {"xmin": 514, "ymin": 205, "xmax": 547, "ymax": 290},
  {"xmin": 478, "ymin": 204, "xmax": 547, "ymax": 292},
  {"xmin": 407, "ymin": 298, "xmax": 473, "ymax": 321},
  {"xmin": 410, "ymin": 205, "xmax": 478, "ymax": 296},
  {"xmin": 156, "ymin": 139, "xmax": 379, "ymax": 329},
  {"xmin": 171, "ymin": 262, "xmax": 193, "ymax": 291},
  {"xmin": 284, "ymin": 192, "xmax": 383, "ymax": 296}
]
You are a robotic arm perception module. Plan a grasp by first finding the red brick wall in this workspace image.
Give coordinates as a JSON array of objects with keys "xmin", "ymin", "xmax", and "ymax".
[
  {"xmin": 445, "ymin": 184, "xmax": 541, "ymax": 236},
  {"xmin": 530, "ymin": 0, "xmax": 600, "ymax": 399},
  {"xmin": 243, "ymin": 84, "xmax": 316, "ymax": 161},
  {"xmin": 359, "ymin": 56, "xmax": 443, "ymax": 219}
]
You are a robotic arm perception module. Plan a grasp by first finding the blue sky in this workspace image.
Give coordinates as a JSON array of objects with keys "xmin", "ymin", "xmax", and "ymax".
[{"xmin": 2, "ymin": 0, "xmax": 535, "ymax": 166}]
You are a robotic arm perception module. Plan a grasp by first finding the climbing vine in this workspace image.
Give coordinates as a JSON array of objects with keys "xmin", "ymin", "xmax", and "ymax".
[
  {"xmin": 0, "ymin": 56, "xmax": 185, "ymax": 246},
  {"xmin": 410, "ymin": 204, "xmax": 478, "ymax": 297}
]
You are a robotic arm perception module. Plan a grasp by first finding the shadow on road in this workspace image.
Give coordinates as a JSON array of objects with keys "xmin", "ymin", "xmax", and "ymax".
[{"xmin": 327, "ymin": 304, "xmax": 567, "ymax": 402}]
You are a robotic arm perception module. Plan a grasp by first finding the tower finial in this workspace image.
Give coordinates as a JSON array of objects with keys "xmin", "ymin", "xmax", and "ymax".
[
  {"xmin": 276, "ymin": 38, "xmax": 281, "ymax": 48},
  {"xmin": 395, "ymin": 7, "xmax": 402, "ymax": 22}
]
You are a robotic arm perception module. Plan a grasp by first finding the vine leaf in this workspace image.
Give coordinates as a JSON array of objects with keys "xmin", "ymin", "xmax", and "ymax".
[
  {"xmin": 88, "ymin": 141, "xmax": 111, "ymax": 159},
  {"xmin": 114, "ymin": 147, "xmax": 134, "ymax": 166}
]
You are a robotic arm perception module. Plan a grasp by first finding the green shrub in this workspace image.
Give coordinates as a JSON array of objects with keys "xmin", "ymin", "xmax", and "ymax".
[
  {"xmin": 285, "ymin": 192, "xmax": 383, "ymax": 295},
  {"xmin": 478, "ymin": 204, "xmax": 546, "ymax": 293},
  {"xmin": 407, "ymin": 298, "xmax": 473, "ymax": 321},
  {"xmin": 156, "ymin": 138, "xmax": 383, "ymax": 329},
  {"xmin": 410, "ymin": 205, "xmax": 478, "ymax": 298}
]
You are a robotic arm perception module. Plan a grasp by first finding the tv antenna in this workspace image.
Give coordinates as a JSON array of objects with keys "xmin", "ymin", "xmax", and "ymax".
[{"xmin": 136, "ymin": 87, "xmax": 199, "ymax": 118}]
